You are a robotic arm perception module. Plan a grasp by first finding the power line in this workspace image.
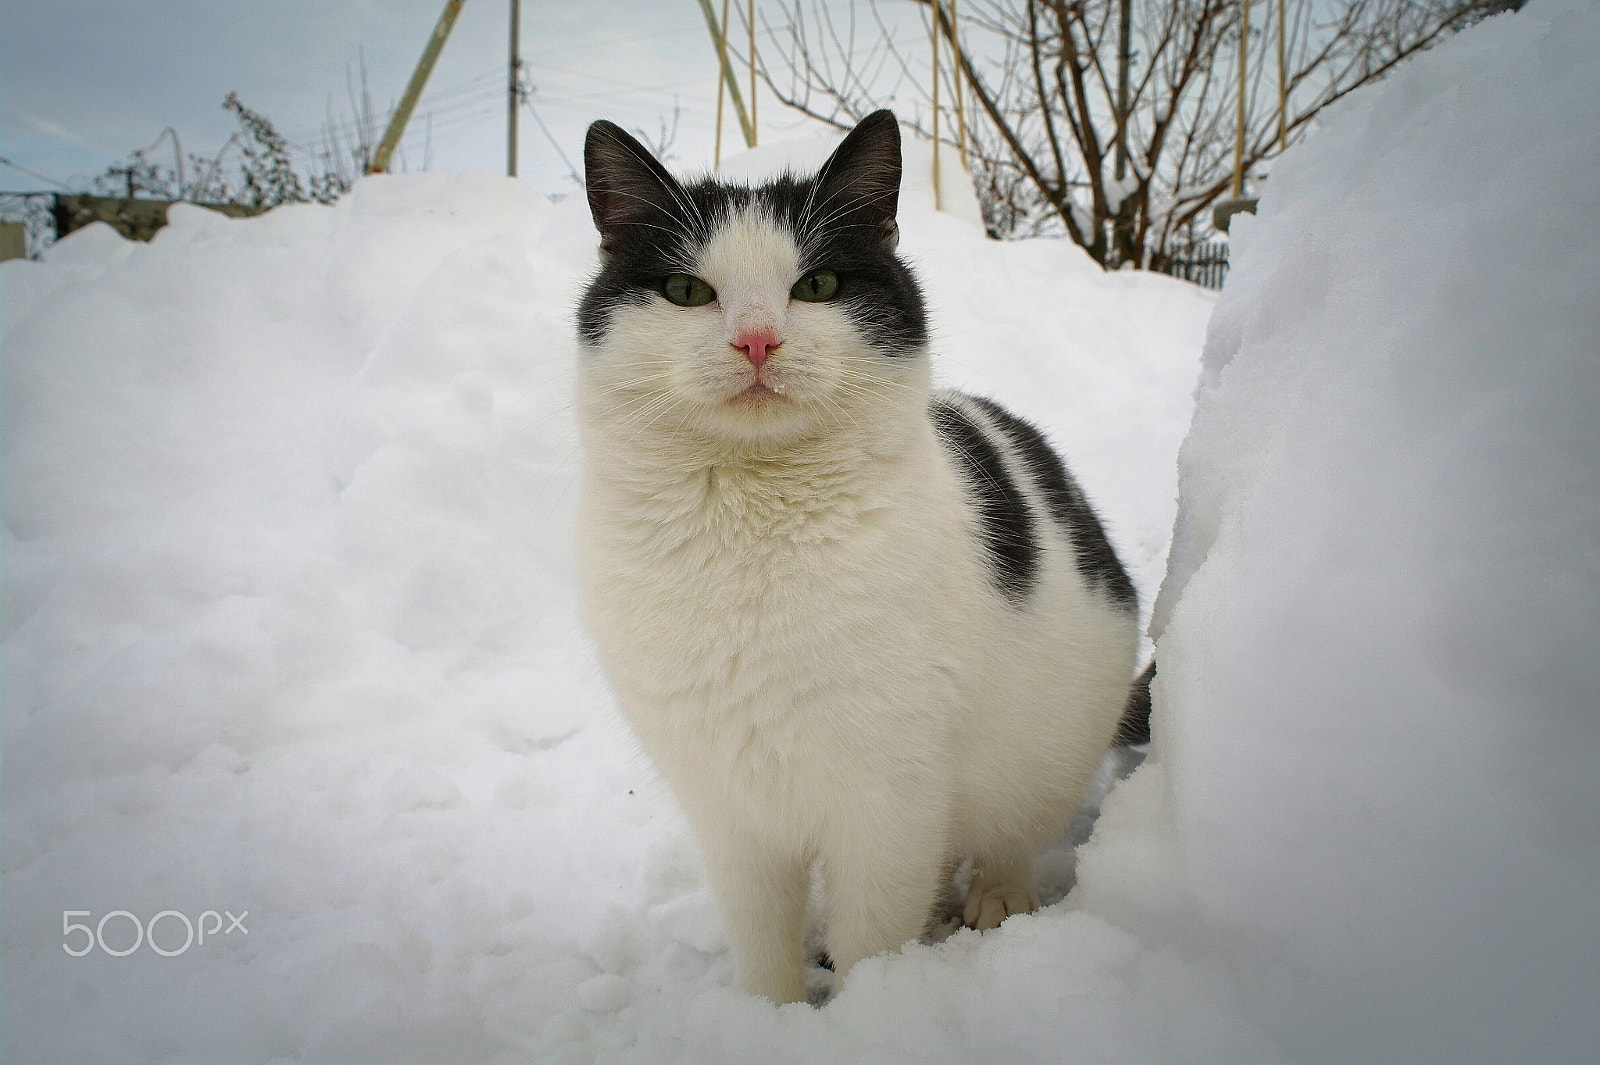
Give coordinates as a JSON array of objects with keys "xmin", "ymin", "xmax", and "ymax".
[
  {"xmin": 285, "ymin": 68, "xmax": 506, "ymax": 150},
  {"xmin": 0, "ymin": 155, "xmax": 75, "ymax": 191},
  {"xmin": 522, "ymin": 97, "xmax": 581, "ymax": 186}
]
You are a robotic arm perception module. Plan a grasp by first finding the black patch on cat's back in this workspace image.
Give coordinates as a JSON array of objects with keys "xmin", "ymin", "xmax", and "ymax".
[
  {"xmin": 968, "ymin": 396, "xmax": 1137, "ymax": 612},
  {"xmin": 929, "ymin": 398, "xmax": 1039, "ymax": 605}
]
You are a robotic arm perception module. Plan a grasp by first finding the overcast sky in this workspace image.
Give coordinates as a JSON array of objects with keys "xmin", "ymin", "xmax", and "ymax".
[{"xmin": 0, "ymin": 0, "xmax": 930, "ymax": 198}]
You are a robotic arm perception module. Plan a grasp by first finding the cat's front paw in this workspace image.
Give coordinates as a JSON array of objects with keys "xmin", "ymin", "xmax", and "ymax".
[
  {"xmin": 962, "ymin": 867, "xmax": 1040, "ymax": 931},
  {"xmin": 735, "ymin": 968, "xmax": 808, "ymax": 1006}
]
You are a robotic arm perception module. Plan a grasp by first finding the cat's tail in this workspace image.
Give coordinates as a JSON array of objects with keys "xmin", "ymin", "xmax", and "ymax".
[{"xmin": 1113, "ymin": 661, "xmax": 1155, "ymax": 747}]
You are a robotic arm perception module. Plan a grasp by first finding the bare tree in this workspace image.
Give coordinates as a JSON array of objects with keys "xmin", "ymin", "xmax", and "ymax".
[
  {"xmin": 88, "ymin": 90, "xmax": 380, "ymax": 210},
  {"xmin": 763, "ymin": 0, "xmax": 1514, "ymax": 268}
]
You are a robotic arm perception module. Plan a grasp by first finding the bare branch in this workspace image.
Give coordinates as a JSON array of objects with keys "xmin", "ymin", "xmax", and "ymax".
[{"xmin": 761, "ymin": 0, "xmax": 1495, "ymax": 268}]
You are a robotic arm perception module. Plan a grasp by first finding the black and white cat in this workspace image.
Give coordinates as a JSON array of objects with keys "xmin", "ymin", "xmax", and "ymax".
[{"xmin": 575, "ymin": 110, "xmax": 1144, "ymax": 1005}]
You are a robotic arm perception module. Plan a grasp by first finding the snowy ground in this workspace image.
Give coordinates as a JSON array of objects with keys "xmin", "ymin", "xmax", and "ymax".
[{"xmin": 4, "ymin": 1, "xmax": 1598, "ymax": 1062}]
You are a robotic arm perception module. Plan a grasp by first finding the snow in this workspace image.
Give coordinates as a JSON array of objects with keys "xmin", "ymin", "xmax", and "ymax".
[
  {"xmin": 1129, "ymin": 0, "xmax": 1600, "ymax": 1058},
  {"xmin": 3, "ymin": 0, "xmax": 1598, "ymax": 1061}
]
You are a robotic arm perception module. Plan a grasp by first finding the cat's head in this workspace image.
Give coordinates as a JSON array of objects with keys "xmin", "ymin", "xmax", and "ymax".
[{"xmin": 576, "ymin": 110, "xmax": 928, "ymax": 449}]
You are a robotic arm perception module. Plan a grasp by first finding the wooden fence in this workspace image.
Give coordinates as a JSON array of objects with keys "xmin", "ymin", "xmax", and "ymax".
[{"xmin": 1154, "ymin": 241, "xmax": 1230, "ymax": 290}]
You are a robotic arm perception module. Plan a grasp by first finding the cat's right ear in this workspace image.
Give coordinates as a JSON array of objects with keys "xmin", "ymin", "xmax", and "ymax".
[
  {"xmin": 812, "ymin": 109, "xmax": 903, "ymax": 251},
  {"xmin": 584, "ymin": 120, "xmax": 690, "ymax": 261}
]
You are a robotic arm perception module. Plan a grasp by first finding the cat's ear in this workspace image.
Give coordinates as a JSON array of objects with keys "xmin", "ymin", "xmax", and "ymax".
[
  {"xmin": 812, "ymin": 109, "xmax": 903, "ymax": 250},
  {"xmin": 584, "ymin": 120, "xmax": 691, "ymax": 259}
]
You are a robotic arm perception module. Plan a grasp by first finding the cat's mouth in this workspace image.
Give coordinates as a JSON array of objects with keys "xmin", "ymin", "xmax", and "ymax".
[
  {"xmin": 729, "ymin": 370, "xmax": 791, "ymax": 406},
  {"xmin": 738, "ymin": 380, "xmax": 786, "ymax": 400}
]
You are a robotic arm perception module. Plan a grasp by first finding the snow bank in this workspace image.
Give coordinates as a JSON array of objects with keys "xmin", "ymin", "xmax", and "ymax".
[
  {"xmin": 1119, "ymin": 0, "xmax": 1600, "ymax": 1060},
  {"xmin": 1, "ymin": 124, "xmax": 1207, "ymax": 1060}
]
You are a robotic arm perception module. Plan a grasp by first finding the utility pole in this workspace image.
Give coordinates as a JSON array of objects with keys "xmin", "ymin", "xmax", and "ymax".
[
  {"xmin": 508, "ymin": 0, "xmax": 521, "ymax": 177},
  {"xmin": 747, "ymin": 0, "xmax": 758, "ymax": 147},
  {"xmin": 368, "ymin": 0, "xmax": 468, "ymax": 174}
]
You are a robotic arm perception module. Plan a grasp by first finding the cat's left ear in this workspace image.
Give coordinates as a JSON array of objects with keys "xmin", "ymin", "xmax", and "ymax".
[
  {"xmin": 813, "ymin": 109, "xmax": 903, "ymax": 250},
  {"xmin": 584, "ymin": 120, "xmax": 691, "ymax": 260}
]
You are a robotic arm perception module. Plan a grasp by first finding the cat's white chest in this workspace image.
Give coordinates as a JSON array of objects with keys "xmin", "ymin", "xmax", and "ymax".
[{"xmin": 577, "ymin": 435, "xmax": 983, "ymax": 779}]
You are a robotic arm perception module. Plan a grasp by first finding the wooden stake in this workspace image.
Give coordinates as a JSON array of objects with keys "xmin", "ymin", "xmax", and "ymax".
[
  {"xmin": 951, "ymin": 0, "xmax": 967, "ymax": 171},
  {"xmin": 369, "ymin": 0, "xmax": 467, "ymax": 174},
  {"xmin": 695, "ymin": 0, "xmax": 754, "ymax": 148},
  {"xmin": 1276, "ymin": 0, "xmax": 1287, "ymax": 153},
  {"xmin": 748, "ymin": 0, "xmax": 758, "ymax": 147},
  {"xmin": 715, "ymin": 0, "xmax": 730, "ymax": 166},
  {"xmin": 930, "ymin": 0, "xmax": 942, "ymax": 211}
]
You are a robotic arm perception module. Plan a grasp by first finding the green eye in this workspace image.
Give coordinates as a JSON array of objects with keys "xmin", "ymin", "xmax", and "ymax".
[
  {"xmin": 661, "ymin": 273, "xmax": 715, "ymax": 307},
  {"xmin": 791, "ymin": 269, "xmax": 840, "ymax": 302}
]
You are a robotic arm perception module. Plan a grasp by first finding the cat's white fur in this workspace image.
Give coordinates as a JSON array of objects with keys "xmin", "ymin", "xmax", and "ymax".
[{"xmin": 576, "ymin": 203, "xmax": 1137, "ymax": 1005}]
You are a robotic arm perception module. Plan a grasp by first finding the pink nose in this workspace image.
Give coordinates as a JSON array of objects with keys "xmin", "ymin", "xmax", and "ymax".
[{"xmin": 735, "ymin": 331, "xmax": 779, "ymax": 367}]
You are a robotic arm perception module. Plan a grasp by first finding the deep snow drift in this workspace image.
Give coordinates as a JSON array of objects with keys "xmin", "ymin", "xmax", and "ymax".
[
  {"xmin": 1, "ymin": 108, "xmax": 1207, "ymax": 1063},
  {"xmin": 1124, "ymin": 0, "xmax": 1600, "ymax": 1056},
  {"xmin": 4, "ymin": 1, "xmax": 1599, "ymax": 1061}
]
